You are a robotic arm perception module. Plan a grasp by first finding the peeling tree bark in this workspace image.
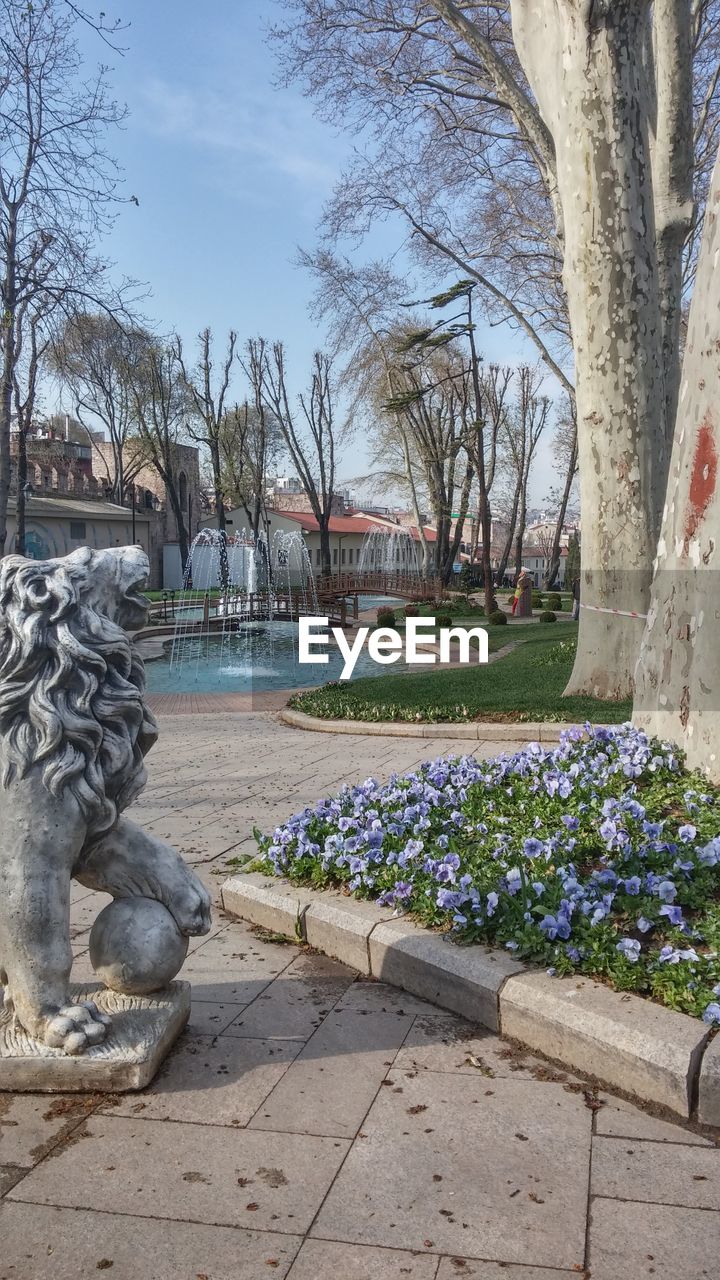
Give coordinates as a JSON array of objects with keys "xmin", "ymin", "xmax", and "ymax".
[
  {"xmin": 634, "ymin": 154, "xmax": 720, "ymax": 776},
  {"xmin": 511, "ymin": 0, "xmax": 669, "ymax": 699}
]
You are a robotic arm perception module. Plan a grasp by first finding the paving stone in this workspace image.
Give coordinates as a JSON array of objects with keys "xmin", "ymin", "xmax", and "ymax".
[
  {"xmin": 392, "ymin": 1014, "xmax": 580, "ymax": 1082},
  {"xmin": 250, "ymin": 1008, "xmax": 414, "ymax": 1138},
  {"xmin": 182, "ymin": 926, "xmax": 299, "ymax": 1004},
  {"xmin": 435, "ymin": 1264, "xmax": 570, "ymax": 1280},
  {"xmin": 697, "ymin": 1031, "xmax": 720, "ymax": 1127},
  {"xmin": 287, "ymin": 1240, "xmax": 438, "ymax": 1278},
  {"xmin": 594, "ymin": 1094, "xmax": 713, "ymax": 1145},
  {"xmin": 223, "ymin": 953, "xmax": 355, "ymax": 1040},
  {"xmin": 335, "ymin": 979, "xmax": 443, "ymax": 1018},
  {"xmin": 591, "ymin": 1135, "xmax": 720, "ymax": 1208},
  {"xmin": 103, "ymin": 1033, "xmax": 301, "ymax": 1126},
  {"xmin": 500, "ymin": 971, "xmax": 709, "ymax": 1116},
  {"xmin": 0, "ymin": 1165, "xmax": 29, "ymax": 1197},
  {"xmin": 304, "ymin": 895, "xmax": 394, "ymax": 974},
  {"xmin": 0, "ymin": 1095, "xmax": 99, "ymax": 1167},
  {"xmin": 0, "ymin": 1202, "xmax": 301, "ymax": 1278},
  {"xmin": 587, "ymin": 1198, "xmax": 718, "ymax": 1280},
  {"xmin": 7, "ymin": 1113, "xmax": 350, "ymax": 1233},
  {"xmin": 312, "ymin": 1072, "xmax": 591, "ymax": 1268},
  {"xmin": 187, "ymin": 999, "xmax": 248, "ymax": 1035},
  {"xmin": 369, "ymin": 919, "xmax": 523, "ymax": 1030}
]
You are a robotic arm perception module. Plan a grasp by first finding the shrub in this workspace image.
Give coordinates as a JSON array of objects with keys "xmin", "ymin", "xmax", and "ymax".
[
  {"xmin": 540, "ymin": 610, "xmax": 557, "ymax": 623},
  {"xmin": 546, "ymin": 592, "xmax": 562, "ymax": 611},
  {"xmin": 532, "ymin": 592, "xmax": 544, "ymax": 609},
  {"xmin": 507, "ymin": 593, "xmax": 515, "ymax": 605},
  {"xmin": 436, "ymin": 613, "xmax": 453, "ymax": 628},
  {"xmin": 489, "ymin": 609, "xmax": 508, "ymax": 625},
  {"xmin": 376, "ymin": 607, "xmax": 396, "ymax": 627},
  {"xmin": 403, "ymin": 603, "xmax": 419, "ymax": 618}
]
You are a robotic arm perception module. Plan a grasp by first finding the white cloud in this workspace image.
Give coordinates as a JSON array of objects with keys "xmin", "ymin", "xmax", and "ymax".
[{"xmin": 138, "ymin": 77, "xmax": 339, "ymax": 189}]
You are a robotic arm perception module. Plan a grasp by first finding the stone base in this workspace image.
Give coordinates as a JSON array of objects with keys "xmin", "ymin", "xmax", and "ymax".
[{"xmin": 0, "ymin": 981, "xmax": 190, "ymax": 1093}]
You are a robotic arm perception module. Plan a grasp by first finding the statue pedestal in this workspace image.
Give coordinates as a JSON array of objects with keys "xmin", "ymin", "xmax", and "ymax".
[{"xmin": 0, "ymin": 981, "xmax": 190, "ymax": 1093}]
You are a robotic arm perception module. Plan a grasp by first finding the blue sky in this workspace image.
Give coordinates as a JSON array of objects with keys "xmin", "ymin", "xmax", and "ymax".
[{"xmin": 75, "ymin": 0, "xmax": 558, "ymax": 503}]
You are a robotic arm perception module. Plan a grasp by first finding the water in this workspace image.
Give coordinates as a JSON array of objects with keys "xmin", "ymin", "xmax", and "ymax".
[
  {"xmin": 358, "ymin": 525, "xmax": 421, "ymax": 576},
  {"xmin": 169, "ymin": 527, "xmax": 320, "ymax": 682},
  {"xmin": 145, "ymin": 623, "xmax": 412, "ymax": 694},
  {"xmin": 355, "ymin": 594, "xmax": 404, "ymax": 612}
]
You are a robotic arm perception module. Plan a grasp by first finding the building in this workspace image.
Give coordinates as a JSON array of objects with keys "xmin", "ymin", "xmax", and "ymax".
[
  {"xmin": 214, "ymin": 507, "xmax": 437, "ymax": 575},
  {"xmin": 4, "ymin": 495, "xmax": 152, "ymax": 565},
  {"xmin": 267, "ymin": 477, "xmax": 351, "ymax": 517},
  {"xmin": 9, "ymin": 421, "xmax": 203, "ymax": 588},
  {"xmin": 520, "ymin": 545, "xmax": 569, "ymax": 588}
]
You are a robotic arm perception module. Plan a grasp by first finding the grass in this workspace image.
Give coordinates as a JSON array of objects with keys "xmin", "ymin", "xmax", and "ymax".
[{"xmin": 289, "ymin": 623, "xmax": 633, "ymax": 723}]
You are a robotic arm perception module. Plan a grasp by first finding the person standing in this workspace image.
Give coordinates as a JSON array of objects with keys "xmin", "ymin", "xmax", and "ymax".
[{"xmin": 512, "ymin": 568, "xmax": 533, "ymax": 617}]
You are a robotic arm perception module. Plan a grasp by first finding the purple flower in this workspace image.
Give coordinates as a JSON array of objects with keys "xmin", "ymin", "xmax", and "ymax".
[
  {"xmin": 636, "ymin": 916, "xmax": 654, "ymax": 933},
  {"xmin": 616, "ymin": 938, "xmax": 641, "ymax": 962},
  {"xmin": 523, "ymin": 837, "xmax": 544, "ymax": 858},
  {"xmin": 658, "ymin": 904, "xmax": 684, "ymax": 926},
  {"xmin": 677, "ymin": 824, "xmax": 697, "ymax": 843},
  {"xmin": 702, "ymin": 1003, "xmax": 720, "ymax": 1025},
  {"xmin": 622, "ymin": 876, "xmax": 641, "ymax": 896},
  {"xmin": 657, "ymin": 880, "xmax": 677, "ymax": 903},
  {"xmin": 486, "ymin": 891, "xmax": 499, "ymax": 917}
]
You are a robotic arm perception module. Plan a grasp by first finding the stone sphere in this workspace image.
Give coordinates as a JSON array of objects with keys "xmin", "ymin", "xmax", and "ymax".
[{"xmin": 89, "ymin": 897, "xmax": 189, "ymax": 996}]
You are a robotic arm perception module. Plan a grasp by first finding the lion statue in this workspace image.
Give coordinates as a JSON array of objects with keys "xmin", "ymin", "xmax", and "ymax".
[{"xmin": 0, "ymin": 545, "xmax": 211, "ymax": 1054}]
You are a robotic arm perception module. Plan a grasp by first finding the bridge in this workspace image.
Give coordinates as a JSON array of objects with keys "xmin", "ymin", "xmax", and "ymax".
[{"xmin": 315, "ymin": 571, "xmax": 440, "ymax": 603}]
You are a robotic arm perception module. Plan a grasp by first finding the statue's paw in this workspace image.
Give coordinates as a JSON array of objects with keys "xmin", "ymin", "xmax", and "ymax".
[
  {"xmin": 43, "ymin": 1000, "xmax": 112, "ymax": 1055},
  {"xmin": 170, "ymin": 880, "xmax": 212, "ymax": 937}
]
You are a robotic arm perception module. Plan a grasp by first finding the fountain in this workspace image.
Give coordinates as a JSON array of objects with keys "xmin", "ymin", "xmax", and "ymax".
[
  {"xmin": 357, "ymin": 524, "xmax": 422, "ymax": 578},
  {"xmin": 167, "ymin": 527, "xmax": 319, "ymax": 683}
]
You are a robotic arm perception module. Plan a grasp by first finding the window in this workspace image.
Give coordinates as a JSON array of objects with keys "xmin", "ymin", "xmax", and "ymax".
[
  {"xmin": 316, "ymin": 548, "xmax": 321, "ymax": 567},
  {"xmin": 70, "ymin": 521, "xmax": 86, "ymax": 540},
  {"xmin": 348, "ymin": 547, "xmax": 353, "ymax": 565},
  {"xmin": 333, "ymin": 547, "xmax": 337, "ymax": 565},
  {"xmin": 341, "ymin": 547, "xmax": 346, "ymax": 565}
]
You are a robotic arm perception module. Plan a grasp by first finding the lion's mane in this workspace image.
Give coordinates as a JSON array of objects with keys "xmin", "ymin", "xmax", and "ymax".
[{"xmin": 0, "ymin": 550, "xmax": 158, "ymax": 839}]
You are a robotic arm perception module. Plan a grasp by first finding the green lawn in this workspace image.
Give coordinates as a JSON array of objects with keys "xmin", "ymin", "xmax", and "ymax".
[{"xmin": 289, "ymin": 622, "xmax": 632, "ymax": 723}]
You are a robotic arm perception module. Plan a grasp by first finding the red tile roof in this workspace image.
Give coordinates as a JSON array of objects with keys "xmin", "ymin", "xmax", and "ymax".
[{"xmin": 269, "ymin": 509, "xmax": 437, "ymax": 540}]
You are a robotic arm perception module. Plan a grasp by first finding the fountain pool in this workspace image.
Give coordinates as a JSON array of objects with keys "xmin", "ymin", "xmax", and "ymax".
[{"xmin": 145, "ymin": 622, "xmax": 414, "ymax": 694}]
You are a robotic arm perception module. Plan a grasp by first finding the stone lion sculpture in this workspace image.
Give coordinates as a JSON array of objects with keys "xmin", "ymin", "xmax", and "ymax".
[{"xmin": 0, "ymin": 545, "xmax": 211, "ymax": 1054}]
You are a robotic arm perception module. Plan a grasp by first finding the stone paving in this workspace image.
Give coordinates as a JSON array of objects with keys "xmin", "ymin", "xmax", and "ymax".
[{"xmin": 0, "ymin": 711, "xmax": 718, "ymax": 1279}]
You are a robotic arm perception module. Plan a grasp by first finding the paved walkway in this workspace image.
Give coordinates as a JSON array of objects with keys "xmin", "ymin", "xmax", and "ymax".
[{"xmin": 0, "ymin": 713, "xmax": 717, "ymax": 1279}]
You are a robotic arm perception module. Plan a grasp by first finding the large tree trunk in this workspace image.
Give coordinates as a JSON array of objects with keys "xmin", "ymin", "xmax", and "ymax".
[
  {"xmin": 511, "ymin": 0, "xmax": 669, "ymax": 699},
  {"xmin": 633, "ymin": 153, "xmax": 720, "ymax": 775}
]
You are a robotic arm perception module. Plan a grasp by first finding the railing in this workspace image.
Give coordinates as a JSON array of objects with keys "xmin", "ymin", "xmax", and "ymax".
[{"xmin": 315, "ymin": 571, "xmax": 440, "ymax": 600}]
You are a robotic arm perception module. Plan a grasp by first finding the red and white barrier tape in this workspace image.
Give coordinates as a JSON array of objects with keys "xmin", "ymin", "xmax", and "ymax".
[{"xmin": 579, "ymin": 603, "xmax": 648, "ymax": 620}]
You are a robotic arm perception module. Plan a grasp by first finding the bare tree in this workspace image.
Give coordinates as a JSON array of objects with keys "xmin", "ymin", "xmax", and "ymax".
[
  {"xmin": 246, "ymin": 340, "xmax": 339, "ymax": 577},
  {"xmin": 131, "ymin": 340, "xmax": 192, "ymax": 570},
  {"xmin": 218, "ymin": 394, "xmax": 281, "ymax": 540},
  {"xmin": 298, "ymin": 249, "xmax": 432, "ymax": 573},
  {"xmin": 0, "ymin": 0, "xmax": 127, "ymax": 552},
  {"xmin": 51, "ymin": 313, "xmax": 150, "ymax": 501},
  {"xmin": 542, "ymin": 396, "xmax": 578, "ymax": 588},
  {"xmin": 175, "ymin": 329, "xmax": 237, "ymax": 536},
  {"xmin": 494, "ymin": 367, "xmax": 550, "ymax": 582},
  {"xmin": 11, "ymin": 299, "xmax": 53, "ymax": 553}
]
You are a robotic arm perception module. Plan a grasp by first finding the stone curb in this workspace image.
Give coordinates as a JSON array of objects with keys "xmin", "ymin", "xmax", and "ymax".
[
  {"xmin": 280, "ymin": 706, "xmax": 614, "ymax": 743},
  {"xmin": 221, "ymin": 872, "xmax": 717, "ymax": 1122}
]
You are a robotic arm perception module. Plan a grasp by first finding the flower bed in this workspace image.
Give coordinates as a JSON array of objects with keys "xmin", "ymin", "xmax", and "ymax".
[{"xmin": 256, "ymin": 725, "xmax": 720, "ymax": 1023}]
